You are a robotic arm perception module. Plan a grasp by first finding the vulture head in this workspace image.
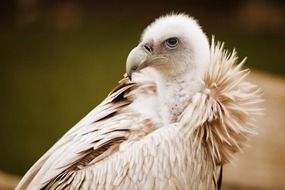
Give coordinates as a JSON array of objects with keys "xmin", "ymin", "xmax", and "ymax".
[
  {"xmin": 126, "ymin": 14, "xmax": 209, "ymax": 84},
  {"xmin": 126, "ymin": 14, "xmax": 211, "ymax": 122}
]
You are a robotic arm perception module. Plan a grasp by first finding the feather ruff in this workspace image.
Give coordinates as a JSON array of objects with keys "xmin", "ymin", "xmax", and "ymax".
[{"xmin": 181, "ymin": 38, "xmax": 262, "ymax": 172}]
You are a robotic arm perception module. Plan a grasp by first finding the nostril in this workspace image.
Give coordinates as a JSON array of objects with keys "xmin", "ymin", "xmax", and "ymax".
[{"xmin": 143, "ymin": 44, "xmax": 152, "ymax": 53}]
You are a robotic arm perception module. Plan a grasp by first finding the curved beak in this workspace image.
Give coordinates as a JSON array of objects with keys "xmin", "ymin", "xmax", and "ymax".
[{"xmin": 126, "ymin": 46, "xmax": 151, "ymax": 80}]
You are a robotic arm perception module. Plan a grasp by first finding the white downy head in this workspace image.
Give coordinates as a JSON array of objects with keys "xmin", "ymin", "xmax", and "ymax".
[{"xmin": 126, "ymin": 13, "xmax": 210, "ymax": 122}]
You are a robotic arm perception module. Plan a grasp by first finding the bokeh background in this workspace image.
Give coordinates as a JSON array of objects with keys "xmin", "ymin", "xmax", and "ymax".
[{"xmin": 0, "ymin": 0, "xmax": 285, "ymax": 189}]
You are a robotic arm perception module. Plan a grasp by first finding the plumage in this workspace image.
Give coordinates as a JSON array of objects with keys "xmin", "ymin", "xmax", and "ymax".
[{"xmin": 16, "ymin": 14, "xmax": 262, "ymax": 190}]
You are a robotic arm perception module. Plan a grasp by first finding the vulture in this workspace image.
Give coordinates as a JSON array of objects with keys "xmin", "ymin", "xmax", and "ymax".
[{"xmin": 16, "ymin": 14, "xmax": 262, "ymax": 190}]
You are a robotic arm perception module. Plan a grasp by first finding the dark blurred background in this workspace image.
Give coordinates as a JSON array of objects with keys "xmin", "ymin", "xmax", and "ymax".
[{"xmin": 0, "ymin": 0, "xmax": 285, "ymax": 189}]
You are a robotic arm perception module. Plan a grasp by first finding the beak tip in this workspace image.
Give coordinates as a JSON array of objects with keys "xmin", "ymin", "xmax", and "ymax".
[
  {"xmin": 126, "ymin": 46, "xmax": 149, "ymax": 81},
  {"xmin": 126, "ymin": 65, "xmax": 138, "ymax": 81}
]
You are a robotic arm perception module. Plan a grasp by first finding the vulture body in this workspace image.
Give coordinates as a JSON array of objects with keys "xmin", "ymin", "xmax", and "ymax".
[{"xmin": 16, "ymin": 14, "xmax": 262, "ymax": 190}]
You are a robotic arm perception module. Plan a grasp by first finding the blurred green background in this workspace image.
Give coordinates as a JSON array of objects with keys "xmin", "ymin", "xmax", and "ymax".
[{"xmin": 0, "ymin": 0, "xmax": 284, "ymax": 181}]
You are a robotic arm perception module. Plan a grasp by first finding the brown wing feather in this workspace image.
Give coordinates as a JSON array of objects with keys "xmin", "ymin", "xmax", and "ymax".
[{"xmin": 16, "ymin": 77, "xmax": 142, "ymax": 189}]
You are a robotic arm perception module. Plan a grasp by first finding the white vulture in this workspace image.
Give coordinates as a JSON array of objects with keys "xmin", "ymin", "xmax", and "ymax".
[{"xmin": 16, "ymin": 14, "xmax": 262, "ymax": 190}]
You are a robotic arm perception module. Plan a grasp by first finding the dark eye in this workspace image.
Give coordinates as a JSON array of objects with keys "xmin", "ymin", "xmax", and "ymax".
[{"xmin": 165, "ymin": 37, "xmax": 179, "ymax": 49}]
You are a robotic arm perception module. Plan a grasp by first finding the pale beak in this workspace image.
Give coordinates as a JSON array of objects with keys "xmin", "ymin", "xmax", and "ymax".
[{"xmin": 126, "ymin": 45, "xmax": 152, "ymax": 80}]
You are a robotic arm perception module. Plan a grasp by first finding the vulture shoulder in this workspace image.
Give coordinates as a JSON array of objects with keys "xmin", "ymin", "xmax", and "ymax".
[{"xmin": 16, "ymin": 77, "xmax": 159, "ymax": 189}]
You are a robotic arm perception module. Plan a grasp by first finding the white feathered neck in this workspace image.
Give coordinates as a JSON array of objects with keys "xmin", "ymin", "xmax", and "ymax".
[{"xmin": 130, "ymin": 60, "xmax": 206, "ymax": 124}]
